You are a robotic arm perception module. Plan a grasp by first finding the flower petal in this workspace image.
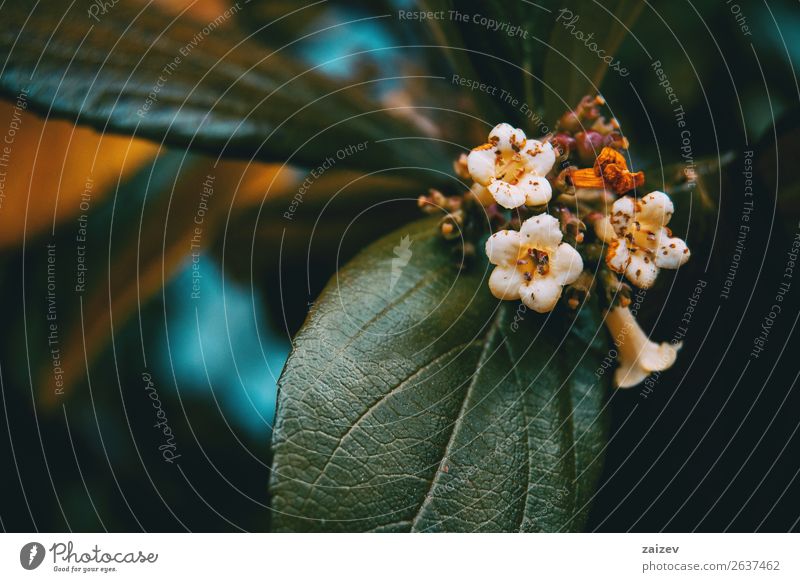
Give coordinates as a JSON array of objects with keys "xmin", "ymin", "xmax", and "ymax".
[
  {"xmin": 517, "ymin": 173, "xmax": 552, "ymax": 206},
  {"xmin": 605, "ymin": 306, "xmax": 682, "ymax": 388},
  {"xmin": 624, "ymin": 249, "xmax": 659, "ymax": 288},
  {"xmin": 467, "ymin": 147, "xmax": 496, "ymax": 186},
  {"xmin": 488, "ymin": 180, "xmax": 526, "ymax": 209},
  {"xmin": 522, "ymin": 140, "xmax": 556, "ymax": 175},
  {"xmin": 629, "ymin": 222, "xmax": 660, "ymax": 253},
  {"xmin": 638, "ymin": 340, "xmax": 680, "ymax": 373},
  {"xmin": 606, "ymin": 238, "xmax": 630, "ymax": 273},
  {"xmin": 520, "ymin": 276, "xmax": 563, "ymax": 313},
  {"xmin": 488, "ymin": 265, "xmax": 525, "ymax": 300},
  {"xmin": 489, "ymin": 122, "xmax": 526, "ymax": 153},
  {"xmin": 654, "ymin": 229, "xmax": 690, "ymax": 269},
  {"xmin": 485, "ymin": 229, "xmax": 524, "ymax": 266},
  {"xmin": 551, "ymin": 243, "xmax": 584, "ymax": 285},
  {"xmin": 636, "ymin": 190, "xmax": 674, "ymax": 228},
  {"xmin": 519, "ymin": 213, "xmax": 562, "ymax": 251},
  {"xmin": 610, "ymin": 195, "xmax": 635, "ymax": 236},
  {"xmin": 614, "ymin": 359, "xmax": 652, "ymax": 389}
]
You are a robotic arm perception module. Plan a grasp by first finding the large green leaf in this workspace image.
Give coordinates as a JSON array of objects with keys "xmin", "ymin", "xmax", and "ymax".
[
  {"xmin": 270, "ymin": 217, "xmax": 609, "ymax": 532},
  {"xmin": 0, "ymin": 0, "xmax": 454, "ymax": 172}
]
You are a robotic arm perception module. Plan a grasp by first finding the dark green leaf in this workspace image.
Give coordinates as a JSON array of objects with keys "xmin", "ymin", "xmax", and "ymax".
[
  {"xmin": 0, "ymin": 0, "xmax": 454, "ymax": 172},
  {"xmin": 542, "ymin": 0, "xmax": 645, "ymax": 121},
  {"xmin": 270, "ymin": 217, "xmax": 609, "ymax": 532},
  {"xmin": 418, "ymin": 0, "xmax": 554, "ymax": 131}
]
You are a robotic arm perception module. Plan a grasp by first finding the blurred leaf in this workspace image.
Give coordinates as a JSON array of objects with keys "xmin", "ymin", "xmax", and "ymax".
[
  {"xmin": 157, "ymin": 0, "xmax": 230, "ymax": 21},
  {"xmin": 542, "ymin": 0, "xmax": 645, "ymax": 121},
  {"xmin": 270, "ymin": 217, "xmax": 608, "ymax": 532},
  {"xmin": 235, "ymin": 1, "xmax": 348, "ymax": 54},
  {"xmin": 754, "ymin": 106, "xmax": 800, "ymax": 235},
  {"xmin": 0, "ymin": 0, "xmax": 455, "ymax": 173},
  {"xmin": 41, "ymin": 154, "xmax": 240, "ymax": 404},
  {"xmin": 0, "ymin": 101, "xmax": 157, "ymax": 249},
  {"xmin": 418, "ymin": 0, "xmax": 550, "ymax": 129},
  {"xmin": 412, "ymin": 1, "xmax": 643, "ymax": 132}
]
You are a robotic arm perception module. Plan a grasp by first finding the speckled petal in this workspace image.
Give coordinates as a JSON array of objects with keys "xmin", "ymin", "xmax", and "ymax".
[
  {"xmin": 551, "ymin": 242, "xmax": 584, "ymax": 285},
  {"xmin": 636, "ymin": 190, "xmax": 674, "ymax": 228},
  {"xmin": 485, "ymin": 229, "xmax": 524, "ymax": 266},
  {"xmin": 489, "ymin": 123, "xmax": 526, "ymax": 153},
  {"xmin": 517, "ymin": 173, "xmax": 553, "ymax": 206},
  {"xmin": 606, "ymin": 238, "xmax": 631, "ymax": 273},
  {"xmin": 488, "ymin": 265, "xmax": 525, "ymax": 300},
  {"xmin": 467, "ymin": 147, "xmax": 496, "ymax": 186},
  {"xmin": 654, "ymin": 229, "xmax": 690, "ymax": 269},
  {"xmin": 519, "ymin": 213, "xmax": 562, "ymax": 252},
  {"xmin": 521, "ymin": 140, "xmax": 556, "ymax": 175},
  {"xmin": 488, "ymin": 180, "xmax": 526, "ymax": 209},
  {"xmin": 520, "ymin": 276, "xmax": 563, "ymax": 313},
  {"xmin": 624, "ymin": 249, "xmax": 659, "ymax": 288},
  {"xmin": 610, "ymin": 195, "xmax": 635, "ymax": 236}
]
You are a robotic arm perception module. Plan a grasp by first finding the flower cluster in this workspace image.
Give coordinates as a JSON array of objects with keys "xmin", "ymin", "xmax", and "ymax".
[
  {"xmin": 596, "ymin": 190, "xmax": 690, "ymax": 288},
  {"xmin": 466, "ymin": 123, "xmax": 556, "ymax": 209},
  {"xmin": 486, "ymin": 214, "xmax": 583, "ymax": 313},
  {"xmin": 423, "ymin": 97, "xmax": 693, "ymax": 388}
]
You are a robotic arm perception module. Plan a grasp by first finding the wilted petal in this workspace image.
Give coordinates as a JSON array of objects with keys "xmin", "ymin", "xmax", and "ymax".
[
  {"xmin": 637, "ymin": 340, "xmax": 680, "ymax": 374},
  {"xmin": 615, "ymin": 337, "xmax": 679, "ymax": 388},
  {"xmin": 605, "ymin": 307, "xmax": 681, "ymax": 389}
]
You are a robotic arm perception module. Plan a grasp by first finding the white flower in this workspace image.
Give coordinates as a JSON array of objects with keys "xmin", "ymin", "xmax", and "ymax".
[
  {"xmin": 605, "ymin": 306, "xmax": 680, "ymax": 388},
  {"xmin": 597, "ymin": 190, "xmax": 690, "ymax": 288},
  {"xmin": 485, "ymin": 214, "xmax": 583, "ymax": 313},
  {"xmin": 467, "ymin": 123, "xmax": 556, "ymax": 209}
]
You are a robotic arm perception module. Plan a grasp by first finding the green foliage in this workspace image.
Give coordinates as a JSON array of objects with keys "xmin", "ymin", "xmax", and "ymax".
[
  {"xmin": 0, "ymin": 1, "xmax": 453, "ymax": 172},
  {"xmin": 270, "ymin": 218, "xmax": 609, "ymax": 531}
]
